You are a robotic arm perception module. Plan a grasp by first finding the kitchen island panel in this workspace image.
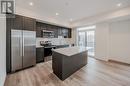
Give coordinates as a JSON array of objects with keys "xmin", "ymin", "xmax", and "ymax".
[{"xmin": 52, "ymin": 49, "xmax": 87, "ymax": 80}]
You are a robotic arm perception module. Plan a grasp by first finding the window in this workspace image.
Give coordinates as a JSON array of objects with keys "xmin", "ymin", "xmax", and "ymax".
[{"xmin": 77, "ymin": 25, "xmax": 96, "ymax": 57}]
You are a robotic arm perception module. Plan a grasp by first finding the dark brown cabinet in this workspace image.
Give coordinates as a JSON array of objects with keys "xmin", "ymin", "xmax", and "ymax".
[
  {"xmin": 8, "ymin": 15, "xmax": 23, "ymax": 30},
  {"xmin": 58, "ymin": 27, "xmax": 62, "ymax": 36},
  {"xmin": 40, "ymin": 23, "xmax": 47, "ymax": 30},
  {"xmin": 56, "ymin": 45, "xmax": 69, "ymax": 49},
  {"xmin": 23, "ymin": 17, "xmax": 36, "ymax": 31},
  {"xmin": 68, "ymin": 28, "xmax": 71, "ymax": 38},
  {"xmin": 7, "ymin": 15, "xmax": 36, "ymax": 31},
  {"xmin": 36, "ymin": 22, "xmax": 72, "ymax": 38},
  {"xmin": 53, "ymin": 25, "xmax": 58, "ymax": 38},
  {"xmin": 36, "ymin": 47, "xmax": 44, "ymax": 63},
  {"xmin": 7, "ymin": 14, "xmax": 36, "ymax": 31},
  {"xmin": 62, "ymin": 28, "xmax": 68, "ymax": 38},
  {"xmin": 36, "ymin": 22, "xmax": 42, "ymax": 37},
  {"xmin": 58, "ymin": 27, "xmax": 71, "ymax": 38},
  {"xmin": 6, "ymin": 15, "xmax": 12, "ymax": 73}
]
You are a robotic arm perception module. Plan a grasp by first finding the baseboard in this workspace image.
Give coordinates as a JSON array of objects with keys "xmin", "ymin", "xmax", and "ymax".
[
  {"xmin": 0, "ymin": 74, "xmax": 6, "ymax": 86},
  {"xmin": 108, "ymin": 59, "xmax": 130, "ymax": 66},
  {"xmin": 94, "ymin": 57, "xmax": 108, "ymax": 62},
  {"xmin": 3, "ymin": 74, "xmax": 6, "ymax": 86}
]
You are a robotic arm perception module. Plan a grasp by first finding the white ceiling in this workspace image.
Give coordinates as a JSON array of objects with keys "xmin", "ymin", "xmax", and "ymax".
[{"xmin": 16, "ymin": 0, "xmax": 130, "ymax": 25}]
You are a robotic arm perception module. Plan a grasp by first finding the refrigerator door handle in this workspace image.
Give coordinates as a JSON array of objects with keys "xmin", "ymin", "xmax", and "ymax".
[
  {"xmin": 20, "ymin": 36, "xmax": 23, "ymax": 57},
  {"xmin": 23, "ymin": 34, "xmax": 24, "ymax": 56}
]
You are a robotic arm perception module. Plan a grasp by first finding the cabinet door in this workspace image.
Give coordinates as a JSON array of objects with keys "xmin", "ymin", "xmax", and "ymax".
[
  {"xmin": 53, "ymin": 26, "xmax": 58, "ymax": 38},
  {"xmin": 56, "ymin": 45, "xmax": 69, "ymax": 49},
  {"xmin": 68, "ymin": 28, "xmax": 72, "ymax": 38},
  {"xmin": 58, "ymin": 27, "xmax": 62, "ymax": 36},
  {"xmin": 48, "ymin": 25, "xmax": 58, "ymax": 38},
  {"xmin": 23, "ymin": 17, "xmax": 36, "ymax": 31},
  {"xmin": 40, "ymin": 23, "xmax": 47, "ymax": 30},
  {"xmin": 46, "ymin": 24, "xmax": 52, "ymax": 31},
  {"xmin": 6, "ymin": 15, "xmax": 12, "ymax": 73},
  {"xmin": 36, "ymin": 22, "xmax": 42, "ymax": 37},
  {"xmin": 62, "ymin": 28, "xmax": 68, "ymax": 38},
  {"xmin": 11, "ymin": 15, "xmax": 23, "ymax": 30},
  {"xmin": 36, "ymin": 48, "xmax": 44, "ymax": 63}
]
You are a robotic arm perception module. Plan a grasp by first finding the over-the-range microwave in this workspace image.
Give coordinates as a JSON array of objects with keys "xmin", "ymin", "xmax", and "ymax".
[{"xmin": 42, "ymin": 30, "xmax": 54, "ymax": 38}]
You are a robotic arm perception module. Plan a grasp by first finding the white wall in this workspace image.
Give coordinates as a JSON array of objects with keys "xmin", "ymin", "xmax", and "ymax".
[
  {"xmin": 109, "ymin": 19, "xmax": 130, "ymax": 64},
  {"xmin": 95, "ymin": 22, "xmax": 109, "ymax": 61},
  {"xmin": 0, "ymin": 15, "xmax": 6, "ymax": 86},
  {"xmin": 95, "ymin": 19, "xmax": 130, "ymax": 64}
]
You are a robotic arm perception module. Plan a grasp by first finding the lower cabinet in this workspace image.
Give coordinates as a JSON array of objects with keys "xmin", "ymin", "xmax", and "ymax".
[
  {"xmin": 44, "ymin": 48, "xmax": 53, "ymax": 57},
  {"xmin": 56, "ymin": 45, "xmax": 69, "ymax": 49},
  {"xmin": 36, "ymin": 47, "xmax": 44, "ymax": 63},
  {"xmin": 36, "ymin": 45, "xmax": 69, "ymax": 63}
]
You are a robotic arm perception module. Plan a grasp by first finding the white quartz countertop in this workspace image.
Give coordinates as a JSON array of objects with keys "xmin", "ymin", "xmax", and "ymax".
[{"xmin": 52, "ymin": 46, "xmax": 88, "ymax": 56}]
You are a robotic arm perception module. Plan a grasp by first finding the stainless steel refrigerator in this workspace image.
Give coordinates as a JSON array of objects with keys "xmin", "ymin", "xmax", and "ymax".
[{"xmin": 11, "ymin": 29, "xmax": 36, "ymax": 72}]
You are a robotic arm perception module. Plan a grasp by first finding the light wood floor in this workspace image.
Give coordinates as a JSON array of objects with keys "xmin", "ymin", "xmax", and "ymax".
[{"xmin": 4, "ymin": 58, "xmax": 130, "ymax": 86}]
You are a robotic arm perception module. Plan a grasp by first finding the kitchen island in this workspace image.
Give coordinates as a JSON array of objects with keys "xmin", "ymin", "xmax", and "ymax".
[{"xmin": 52, "ymin": 47, "xmax": 88, "ymax": 80}]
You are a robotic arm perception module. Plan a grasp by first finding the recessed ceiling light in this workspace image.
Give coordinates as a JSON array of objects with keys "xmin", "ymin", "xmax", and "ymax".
[
  {"xmin": 117, "ymin": 3, "xmax": 122, "ymax": 7},
  {"xmin": 29, "ymin": 2, "xmax": 34, "ymax": 6},
  {"xmin": 56, "ymin": 13, "xmax": 59, "ymax": 16}
]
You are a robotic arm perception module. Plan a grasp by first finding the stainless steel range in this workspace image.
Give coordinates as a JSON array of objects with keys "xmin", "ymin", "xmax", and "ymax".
[{"xmin": 40, "ymin": 41, "xmax": 56, "ymax": 57}]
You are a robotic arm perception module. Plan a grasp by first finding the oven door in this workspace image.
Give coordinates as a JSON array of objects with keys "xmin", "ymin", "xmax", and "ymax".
[
  {"xmin": 44, "ymin": 46, "xmax": 56, "ymax": 57},
  {"xmin": 44, "ymin": 47, "xmax": 52, "ymax": 57}
]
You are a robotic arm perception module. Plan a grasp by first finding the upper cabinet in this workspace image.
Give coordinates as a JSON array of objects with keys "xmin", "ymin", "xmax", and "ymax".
[
  {"xmin": 68, "ymin": 28, "xmax": 71, "ymax": 38},
  {"xmin": 23, "ymin": 16, "xmax": 36, "ymax": 31},
  {"xmin": 62, "ymin": 28, "xmax": 69, "ymax": 38},
  {"xmin": 58, "ymin": 27, "xmax": 62, "ymax": 36},
  {"xmin": 6, "ymin": 14, "xmax": 71, "ymax": 38},
  {"xmin": 52, "ymin": 25, "xmax": 58, "ymax": 38},
  {"xmin": 36, "ymin": 22, "xmax": 72, "ymax": 38},
  {"xmin": 7, "ymin": 14, "xmax": 23, "ymax": 30},
  {"xmin": 6, "ymin": 14, "xmax": 36, "ymax": 31},
  {"xmin": 58, "ymin": 27, "xmax": 71, "ymax": 38},
  {"xmin": 36, "ymin": 22, "xmax": 42, "ymax": 37}
]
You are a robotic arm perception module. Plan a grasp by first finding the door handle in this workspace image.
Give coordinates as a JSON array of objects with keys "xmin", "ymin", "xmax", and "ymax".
[
  {"xmin": 20, "ymin": 36, "xmax": 23, "ymax": 57},
  {"xmin": 23, "ymin": 35, "xmax": 24, "ymax": 56}
]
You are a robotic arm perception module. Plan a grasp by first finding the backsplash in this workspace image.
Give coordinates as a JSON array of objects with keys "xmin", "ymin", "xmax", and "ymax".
[{"xmin": 36, "ymin": 37, "xmax": 74, "ymax": 46}]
